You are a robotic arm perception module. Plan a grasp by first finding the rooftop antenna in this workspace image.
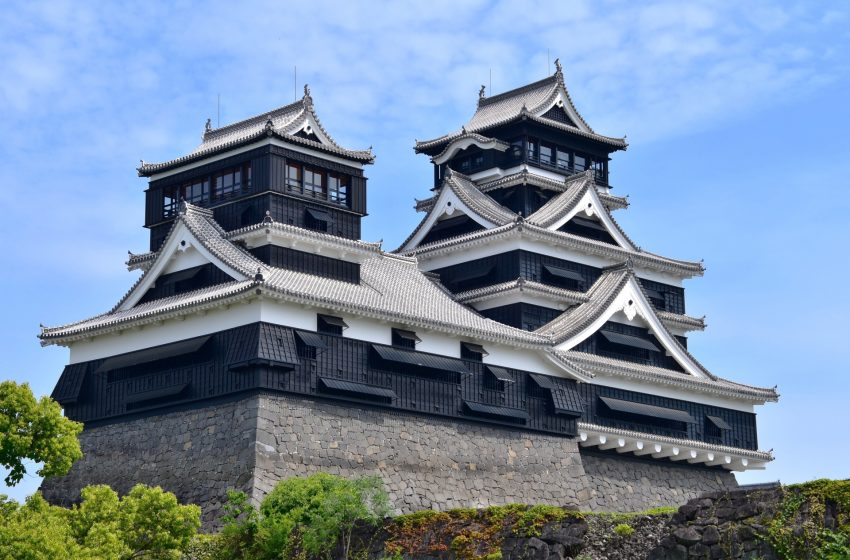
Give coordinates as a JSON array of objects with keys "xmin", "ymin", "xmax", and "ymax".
[{"xmin": 217, "ymin": 93, "xmax": 220, "ymax": 127}]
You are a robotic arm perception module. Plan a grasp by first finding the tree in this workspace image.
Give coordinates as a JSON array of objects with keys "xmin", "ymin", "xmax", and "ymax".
[
  {"xmin": 0, "ymin": 380, "xmax": 83, "ymax": 486},
  {"xmin": 0, "ymin": 484, "xmax": 200, "ymax": 560}
]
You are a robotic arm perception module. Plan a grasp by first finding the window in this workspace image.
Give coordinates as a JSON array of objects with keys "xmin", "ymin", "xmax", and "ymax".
[
  {"xmin": 556, "ymin": 148, "xmax": 570, "ymax": 171},
  {"xmin": 327, "ymin": 172, "xmax": 349, "ymax": 205},
  {"xmin": 286, "ymin": 163, "xmax": 302, "ymax": 190},
  {"xmin": 392, "ymin": 328, "xmax": 420, "ymax": 349},
  {"xmin": 460, "ymin": 342, "xmax": 488, "ymax": 362},
  {"xmin": 527, "ymin": 139, "xmax": 538, "ymax": 162},
  {"xmin": 303, "ymin": 167, "xmax": 324, "ymax": 197},
  {"xmin": 592, "ymin": 160, "xmax": 604, "ymax": 181},
  {"xmin": 213, "ymin": 164, "xmax": 251, "ymax": 200},
  {"xmin": 539, "ymin": 143, "xmax": 554, "ymax": 166},
  {"xmin": 286, "ymin": 161, "xmax": 349, "ymax": 207},
  {"xmin": 317, "ymin": 314, "xmax": 347, "ymax": 336},
  {"xmin": 574, "ymin": 154, "xmax": 587, "ymax": 171}
]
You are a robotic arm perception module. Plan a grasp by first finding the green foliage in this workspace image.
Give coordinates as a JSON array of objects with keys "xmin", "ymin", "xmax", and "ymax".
[
  {"xmin": 766, "ymin": 479, "xmax": 850, "ymax": 560},
  {"xmin": 613, "ymin": 523, "xmax": 635, "ymax": 537},
  {"xmin": 513, "ymin": 504, "xmax": 571, "ymax": 537},
  {"xmin": 221, "ymin": 473, "xmax": 390, "ymax": 560},
  {"xmin": 0, "ymin": 485, "xmax": 200, "ymax": 560},
  {"xmin": 0, "ymin": 380, "xmax": 83, "ymax": 486}
]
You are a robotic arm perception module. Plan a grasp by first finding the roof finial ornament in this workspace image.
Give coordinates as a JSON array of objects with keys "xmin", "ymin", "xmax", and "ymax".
[
  {"xmin": 479, "ymin": 84, "xmax": 486, "ymax": 100},
  {"xmin": 461, "ymin": 125, "xmax": 467, "ymax": 134},
  {"xmin": 204, "ymin": 118, "xmax": 212, "ymax": 133},
  {"xmin": 264, "ymin": 115, "xmax": 274, "ymax": 136},
  {"xmin": 178, "ymin": 196, "xmax": 188, "ymax": 215},
  {"xmin": 303, "ymin": 84, "xmax": 313, "ymax": 107},
  {"xmin": 554, "ymin": 57, "xmax": 563, "ymax": 80},
  {"xmin": 262, "ymin": 210, "xmax": 274, "ymax": 225},
  {"xmin": 515, "ymin": 211, "xmax": 525, "ymax": 224},
  {"xmin": 254, "ymin": 267, "xmax": 265, "ymax": 283}
]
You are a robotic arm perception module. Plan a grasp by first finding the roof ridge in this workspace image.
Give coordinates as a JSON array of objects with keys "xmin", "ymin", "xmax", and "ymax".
[
  {"xmin": 203, "ymin": 99, "xmax": 304, "ymax": 140},
  {"xmin": 478, "ymin": 75, "xmax": 558, "ymax": 107}
]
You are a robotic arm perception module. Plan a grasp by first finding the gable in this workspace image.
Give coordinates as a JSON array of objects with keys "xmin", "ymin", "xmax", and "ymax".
[
  {"xmin": 538, "ymin": 184, "xmax": 638, "ymax": 252},
  {"xmin": 541, "ymin": 104, "xmax": 577, "ymax": 127},
  {"xmin": 116, "ymin": 219, "xmax": 250, "ymax": 312},
  {"xmin": 550, "ymin": 275, "xmax": 711, "ymax": 379}
]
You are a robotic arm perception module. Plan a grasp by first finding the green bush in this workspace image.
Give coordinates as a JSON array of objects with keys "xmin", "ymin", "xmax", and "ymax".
[
  {"xmin": 222, "ymin": 473, "xmax": 390, "ymax": 560},
  {"xmin": 613, "ymin": 523, "xmax": 635, "ymax": 537}
]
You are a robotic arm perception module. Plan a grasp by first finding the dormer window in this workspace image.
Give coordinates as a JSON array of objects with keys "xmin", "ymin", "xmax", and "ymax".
[
  {"xmin": 460, "ymin": 342, "xmax": 488, "ymax": 362},
  {"xmin": 392, "ymin": 328, "xmax": 420, "ymax": 349},
  {"xmin": 305, "ymin": 208, "xmax": 331, "ymax": 232},
  {"xmin": 317, "ymin": 314, "xmax": 348, "ymax": 336}
]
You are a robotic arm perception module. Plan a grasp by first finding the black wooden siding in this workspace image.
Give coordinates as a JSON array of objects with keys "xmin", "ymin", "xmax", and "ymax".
[
  {"xmin": 55, "ymin": 322, "xmax": 757, "ymax": 451},
  {"xmin": 573, "ymin": 321, "xmax": 685, "ymax": 371},
  {"xmin": 137, "ymin": 264, "xmax": 234, "ymax": 304},
  {"xmin": 434, "ymin": 250, "xmax": 686, "ymax": 314},
  {"xmin": 480, "ymin": 303, "xmax": 562, "ymax": 331},
  {"xmin": 250, "ymin": 245, "xmax": 360, "ymax": 284},
  {"xmin": 144, "ymin": 145, "xmax": 366, "ymax": 250}
]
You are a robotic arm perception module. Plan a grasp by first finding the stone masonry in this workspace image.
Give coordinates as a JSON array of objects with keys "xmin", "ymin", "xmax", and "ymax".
[{"xmin": 42, "ymin": 392, "xmax": 737, "ymax": 528}]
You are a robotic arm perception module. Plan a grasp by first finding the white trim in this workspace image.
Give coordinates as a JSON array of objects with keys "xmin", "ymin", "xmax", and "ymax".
[
  {"xmin": 471, "ymin": 291, "xmax": 573, "ymax": 312},
  {"xmin": 544, "ymin": 187, "xmax": 636, "ymax": 251},
  {"xmin": 553, "ymin": 276, "xmax": 709, "ymax": 379},
  {"xmin": 534, "ymin": 90, "xmax": 591, "ymax": 133},
  {"xmin": 149, "ymin": 137, "xmax": 363, "ymax": 181},
  {"xmin": 577, "ymin": 422, "xmax": 770, "ymax": 471},
  {"xmin": 431, "ymin": 137, "xmax": 508, "ymax": 165},
  {"xmin": 117, "ymin": 221, "xmax": 247, "ymax": 311},
  {"xmin": 399, "ymin": 187, "xmax": 499, "ymax": 252},
  {"xmin": 233, "ymin": 226, "xmax": 375, "ymax": 264}
]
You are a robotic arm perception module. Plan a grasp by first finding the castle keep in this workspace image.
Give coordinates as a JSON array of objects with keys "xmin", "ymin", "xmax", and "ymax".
[{"xmin": 40, "ymin": 65, "xmax": 778, "ymax": 525}]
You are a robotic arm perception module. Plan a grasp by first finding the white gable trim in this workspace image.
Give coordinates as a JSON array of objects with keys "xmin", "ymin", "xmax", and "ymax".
[
  {"xmin": 534, "ymin": 89, "xmax": 590, "ymax": 133},
  {"xmin": 117, "ymin": 220, "xmax": 248, "ymax": 311},
  {"xmin": 399, "ymin": 187, "xmax": 500, "ymax": 252},
  {"xmin": 553, "ymin": 276, "xmax": 710, "ymax": 379},
  {"xmin": 546, "ymin": 188, "xmax": 636, "ymax": 251}
]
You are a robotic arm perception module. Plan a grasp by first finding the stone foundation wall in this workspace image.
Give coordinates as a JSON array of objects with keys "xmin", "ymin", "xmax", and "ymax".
[
  {"xmin": 40, "ymin": 396, "xmax": 258, "ymax": 526},
  {"xmin": 580, "ymin": 451, "xmax": 737, "ymax": 513},
  {"xmin": 252, "ymin": 394, "xmax": 587, "ymax": 513},
  {"xmin": 42, "ymin": 392, "xmax": 738, "ymax": 528}
]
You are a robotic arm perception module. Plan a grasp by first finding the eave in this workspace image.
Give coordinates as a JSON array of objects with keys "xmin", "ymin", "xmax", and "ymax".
[{"xmin": 577, "ymin": 422, "xmax": 773, "ymax": 471}]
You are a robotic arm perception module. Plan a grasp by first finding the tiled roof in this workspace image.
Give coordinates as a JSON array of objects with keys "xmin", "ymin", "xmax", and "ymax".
[
  {"xmin": 410, "ymin": 171, "xmax": 627, "ymax": 214},
  {"xmin": 415, "ymin": 69, "xmax": 627, "ymax": 153},
  {"xmin": 138, "ymin": 90, "xmax": 374, "ymax": 176},
  {"xmin": 428, "ymin": 132, "xmax": 509, "ymax": 162},
  {"xmin": 404, "ymin": 219, "xmax": 705, "ymax": 278},
  {"xmin": 563, "ymin": 352, "xmax": 778, "ymax": 402},
  {"xmin": 40, "ymin": 206, "xmax": 774, "ymax": 404},
  {"xmin": 111, "ymin": 203, "xmax": 267, "ymax": 312},
  {"xmin": 40, "ymin": 208, "xmax": 548, "ymax": 348},
  {"xmin": 534, "ymin": 265, "xmax": 632, "ymax": 343},
  {"xmin": 398, "ymin": 170, "xmax": 516, "ymax": 252},
  {"xmin": 454, "ymin": 278, "xmax": 588, "ymax": 307}
]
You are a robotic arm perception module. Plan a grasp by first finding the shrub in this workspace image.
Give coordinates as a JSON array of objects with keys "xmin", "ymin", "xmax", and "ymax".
[
  {"xmin": 223, "ymin": 473, "xmax": 390, "ymax": 560},
  {"xmin": 613, "ymin": 523, "xmax": 635, "ymax": 537}
]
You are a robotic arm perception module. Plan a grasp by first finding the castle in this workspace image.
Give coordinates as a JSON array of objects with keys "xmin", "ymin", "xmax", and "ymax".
[{"xmin": 40, "ymin": 64, "xmax": 778, "ymax": 526}]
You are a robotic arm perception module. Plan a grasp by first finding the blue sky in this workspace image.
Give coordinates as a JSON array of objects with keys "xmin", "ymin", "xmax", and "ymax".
[{"xmin": 1, "ymin": 1, "xmax": 849, "ymax": 501}]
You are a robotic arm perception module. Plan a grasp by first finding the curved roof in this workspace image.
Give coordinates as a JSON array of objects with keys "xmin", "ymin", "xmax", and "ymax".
[
  {"xmin": 415, "ymin": 65, "xmax": 627, "ymax": 154},
  {"xmin": 138, "ymin": 87, "xmax": 374, "ymax": 176}
]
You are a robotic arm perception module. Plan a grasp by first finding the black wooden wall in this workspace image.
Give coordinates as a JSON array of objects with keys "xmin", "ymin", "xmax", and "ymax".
[{"xmin": 53, "ymin": 322, "xmax": 757, "ymax": 451}]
